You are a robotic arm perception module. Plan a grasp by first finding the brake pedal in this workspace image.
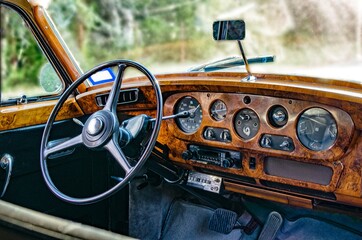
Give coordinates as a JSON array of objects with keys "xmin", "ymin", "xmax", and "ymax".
[{"xmin": 209, "ymin": 208, "xmax": 238, "ymax": 234}]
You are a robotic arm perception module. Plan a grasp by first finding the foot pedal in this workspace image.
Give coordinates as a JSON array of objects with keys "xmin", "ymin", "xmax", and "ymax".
[
  {"xmin": 236, "ymin": 211, "xmax": 259, "ymax": 235},
  {"xmin": 209, "ymin": 208, "xmax": 237, "ymax": 234},
  {"xmin": 258, "ymin": 211, "xmax": 283, "ymax": 240}
]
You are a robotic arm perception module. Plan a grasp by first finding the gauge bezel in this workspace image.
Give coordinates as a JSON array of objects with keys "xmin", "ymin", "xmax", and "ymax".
[
  {"xmin": 267, "ymin": 105, "xmax": 288, "ymax": 128},
  {"xmin": 210, "ymin": 99, "xmax": 227, "ymax": 121},
  {"xmin": 233, "ymin": 108, "xmax": 260, "ymax": 141},
  {"xmin": 296, "ymin": 107, "xmax": 338, "ymax": 151},
  {"xmin": 174, "ymin": 96, "xmax": 203, "ymax": 134}
]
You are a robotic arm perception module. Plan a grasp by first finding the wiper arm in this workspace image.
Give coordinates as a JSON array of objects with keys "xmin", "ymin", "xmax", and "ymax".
[{"xmin": 189, "ymin": 55, "xmax": 275, "ymax": 72}]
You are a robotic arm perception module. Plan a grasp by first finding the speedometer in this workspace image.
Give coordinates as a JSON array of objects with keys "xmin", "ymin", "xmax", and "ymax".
[
  {"xmin": 297, "ymin": 108, "xmax": 337, "ymax": 151},
  {"xmin": 175, "ymin": 96, "xmax": 202, "ymax": 133}
]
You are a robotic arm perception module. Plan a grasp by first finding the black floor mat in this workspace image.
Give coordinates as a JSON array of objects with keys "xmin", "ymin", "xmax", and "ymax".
[
  {"xmin": 129, "ymin": 180, "xmax": 362, "ymax": 240},
  {"xmin": 160, "ymin": 200, "xmax": 260, "ymax": 240},
  {"xmin": 129, "ymin": 180, "xmax": 183, "ymax": 240}
]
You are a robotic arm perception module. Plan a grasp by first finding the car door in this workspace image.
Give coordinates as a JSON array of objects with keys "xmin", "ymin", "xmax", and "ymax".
[{"xmin": 0, "ymin": 4, "xmax": 113, "ymax": 228}]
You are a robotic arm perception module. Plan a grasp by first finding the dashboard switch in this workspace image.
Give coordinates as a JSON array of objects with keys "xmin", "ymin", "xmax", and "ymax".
[
  {"xmin": 220, "ymin": 130, "xmax": 232, "ymax": 142},
  {"xmin": 204, "ymin": 128, "xmax": 216, "ymax": 140},
  {"xmin": 249, "ymin": 157, "xmax": 256, "ymax": 170},
  {"xmin": 260, "ymin": 134, "xmax": 294, "ymax": 152},
  {"xmin": 261, "ymin": 135, "xmax": 272, "ymax": 148},
  {"xmin": 279, "ymin": 140, "xmax": 290, "ymax": 149},
  {"xmin": 203, "ymin": 127, "xmax": 232, "ymax": 142}
]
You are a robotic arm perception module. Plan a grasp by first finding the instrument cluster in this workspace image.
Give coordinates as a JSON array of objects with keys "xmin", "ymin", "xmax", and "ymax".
[{"xmin": 173, "ymin": 95, "xmax": 340, "ymax": 153}]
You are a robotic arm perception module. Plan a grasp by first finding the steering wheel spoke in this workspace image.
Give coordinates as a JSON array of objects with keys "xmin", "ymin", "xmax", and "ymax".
[
  {"xmin": 104, "ymin": 138, "xmax": 132, "ymax": 175},
  {"xmin": 103, "ymin": 64, "xmax": 127, "ymax": 113},
  {"xmin": 44, "ymin": 134, "xmax": 83, "ymax": 159}
]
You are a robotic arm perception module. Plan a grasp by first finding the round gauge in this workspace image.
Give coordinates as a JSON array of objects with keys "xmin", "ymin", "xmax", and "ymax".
[
  {"xmin": 210, "ymin": 100, "xmax": 227, "ymax": 121},
  {"xmin": 268, "ymin": 105, "xmax": 288, "ymax": 128},
  {"xmin": 297, "ymin": 108, "xmax": 338, "ymax": 151},
  {"xmin": 175, "ymin": 96, "xmax": 203, "ymax": 133},
  {"xmin": 234, "ymin": 108, "xmax": 260, "ymax": 140}
]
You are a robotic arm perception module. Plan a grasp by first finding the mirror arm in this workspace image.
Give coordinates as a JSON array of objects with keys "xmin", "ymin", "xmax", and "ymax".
[{"xmin": 238, "ymin": 40, "xmax": 256, "ymax": 82}]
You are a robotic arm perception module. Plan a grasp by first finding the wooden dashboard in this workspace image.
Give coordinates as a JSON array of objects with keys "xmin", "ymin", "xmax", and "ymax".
[
  {"xmin": 75, "ymin": 72, "xmax": 362, "ymax": 209},
  {"xmin": 2, "ymin": 70, "xmax": 360, "ymax": 209}
]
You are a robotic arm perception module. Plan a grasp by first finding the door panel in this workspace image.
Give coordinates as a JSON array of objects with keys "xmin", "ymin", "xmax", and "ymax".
[{"xmin": 0, "ymin": 119, "xmax": 114, "ymax": 228}]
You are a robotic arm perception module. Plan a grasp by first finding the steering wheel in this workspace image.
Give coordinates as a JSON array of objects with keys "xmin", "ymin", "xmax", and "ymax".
[{"xmin": 40, "ymin": 60, "xmax": 163, "ymax": 205}]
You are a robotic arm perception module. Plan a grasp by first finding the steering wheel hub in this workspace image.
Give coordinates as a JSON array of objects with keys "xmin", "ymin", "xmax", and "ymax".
[
  {"xmin": 82, "ymin": 110, "xmax": 117, "ymax": 148},
  {"xmin": 87, "ymin": 117, "xmax": 104, "ymax": 136}
]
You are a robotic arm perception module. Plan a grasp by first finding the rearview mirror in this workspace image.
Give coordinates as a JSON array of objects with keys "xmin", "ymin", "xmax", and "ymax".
[{"xmin": 213, "ymin": 20, "xmax": 245, "ymax": 41}]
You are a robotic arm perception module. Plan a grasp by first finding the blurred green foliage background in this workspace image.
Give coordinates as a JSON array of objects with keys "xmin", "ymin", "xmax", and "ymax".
[
  {"xmin": 1, "ymin": 7, "xmax": 46, "ymax": 89},
  {"xmin": 48, "ymin": 0, "xmax": 214, "ymax": 71},
  {"xmin": 1, "ymin": 0, "xmax": 361, "ymax": 100},
  {"xmin": 46, "ymin": 0, "xmax": 361, "ymax": 73}
]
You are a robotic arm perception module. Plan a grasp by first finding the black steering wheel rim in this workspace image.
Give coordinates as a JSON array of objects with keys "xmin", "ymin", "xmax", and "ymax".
[{"xmin": 40, "ymin": 60, "xmax": 163, "ymax": 205}]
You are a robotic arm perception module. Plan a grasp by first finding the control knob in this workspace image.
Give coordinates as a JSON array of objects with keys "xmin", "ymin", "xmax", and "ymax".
[
  {"xmin": 182, "ymin": 150, "xmax": 194, "ymax": 160},
  {"xmin": 221, "ymin": 158, "xmax": 234, "ymax": 168},
  {"xmin": 241, "ymin": 114, "xmax": 251, "ymax": 121}
]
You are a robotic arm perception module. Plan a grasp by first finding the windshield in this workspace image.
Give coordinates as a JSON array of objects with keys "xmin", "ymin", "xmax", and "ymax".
[{"xmin": 47, "ymin": 0, "xmax": 362, "ymax": 83}]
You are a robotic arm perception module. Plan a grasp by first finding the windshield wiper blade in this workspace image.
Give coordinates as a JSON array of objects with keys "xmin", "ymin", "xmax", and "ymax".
[{"xmin": 189, "ymin": 55, "xmax": 275, "ymax": 72}]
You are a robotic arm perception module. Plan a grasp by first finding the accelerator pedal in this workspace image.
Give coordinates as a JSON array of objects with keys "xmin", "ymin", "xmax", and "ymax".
[{"xmin": 258, "ymin": 211, "xmax": 283, "ymax": 240}]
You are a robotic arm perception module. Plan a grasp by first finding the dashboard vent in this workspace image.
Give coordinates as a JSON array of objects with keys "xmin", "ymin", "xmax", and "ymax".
[{"xmin": 95, "ymin": 88, "xmax": 139, "ymax": 107}]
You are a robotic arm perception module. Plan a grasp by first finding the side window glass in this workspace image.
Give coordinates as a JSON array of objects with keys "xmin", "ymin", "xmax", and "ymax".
[{"xmin": 0, "ymin": 6, "xmax": 63, "ymax": 104}]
